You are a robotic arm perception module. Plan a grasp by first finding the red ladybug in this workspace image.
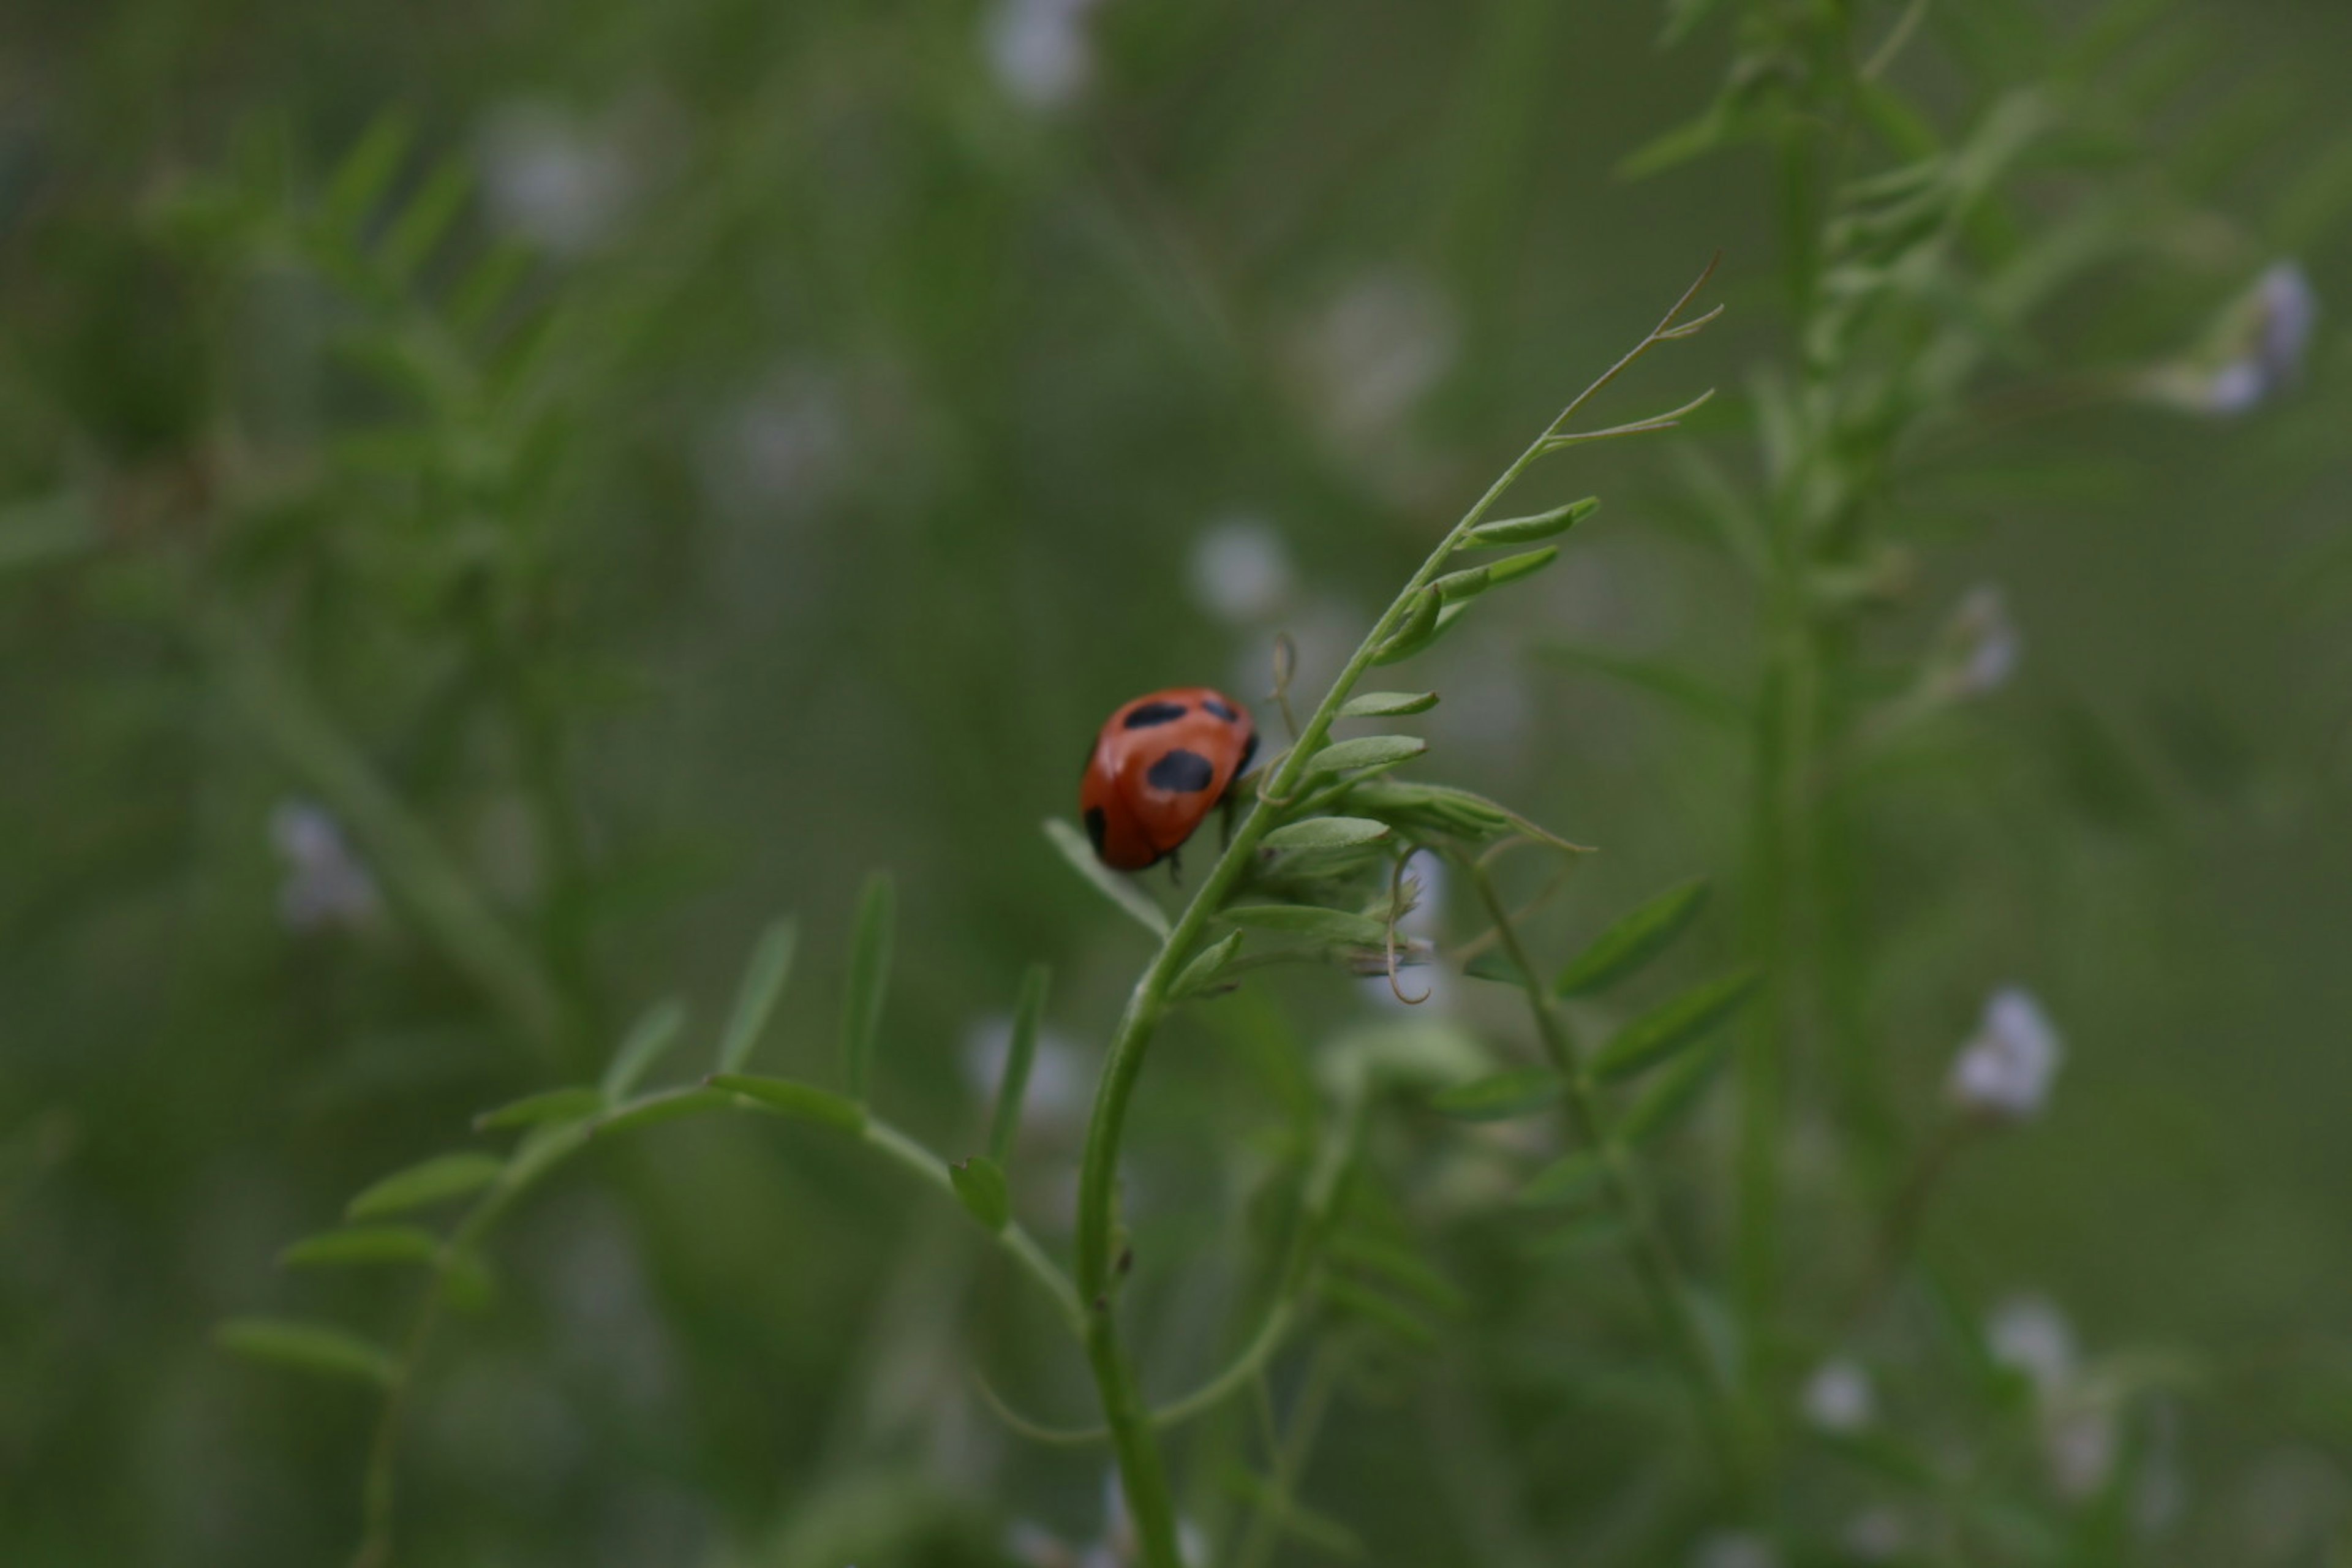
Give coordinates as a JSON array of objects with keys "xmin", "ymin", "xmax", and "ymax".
[{"xmin": 1081, "ymin": 687, "xmax": 1260, "ymax": 870}]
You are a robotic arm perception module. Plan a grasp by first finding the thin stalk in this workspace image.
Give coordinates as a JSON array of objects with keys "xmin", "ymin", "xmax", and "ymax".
[
  {"xmin": 1464, "ymin": 858, "xmax": 1752, "ymax": 1493},
  {"xmin": 346, "ymin": 1085, "xmax": 1084, "ymax": 1565},
  {"xmin": 1069, "ymin": 268, "xmax": 1722, "ymax": 1564},
  {"xmin": 1233, "ymin": 1346, "xmax": 1343, "ymax": 1568}
]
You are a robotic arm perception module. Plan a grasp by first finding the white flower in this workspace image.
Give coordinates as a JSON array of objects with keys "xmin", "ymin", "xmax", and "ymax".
[
  {"xmin": 1844, "ymin": 1507, "xmax": 1909, "ymax": 1561},
  {"xmin": 1188, "ymin": 518, "xmax": 1294, "ymax": 625},
  {"xmin": 1691, "ymin": 1531, "xmax": 1779, "ymax": 1568},
  {"xmin": 1947, "ymin": 986, "xmax": 2063, "ymax": 1123},
  {"xmin": 1801, "ymin": 1357, "xmax": 1876, "ymax": 1434},
  {"xmin": 2143, "ymin": 261, "xmax": 2320, "ymax": 417},
  {"xmin": 1287, "ymin": 271, "xmax": 1458, "ymax": 467},
  {"xmin": 1359, "ymin": 849, "xmax": 1450, "ymax": 1014},
  {"xmin": 476, "ymin": 102, "xmax": 635, "ymax": 256},
  {"xmin": 984, "ymin": 0, "xmax": 1107, "ymax": 110},
  {"xmin": 1988, "ymin": 1293, "xmax": 2077, "ymax": 1396},
  {"xmin": 1946, "ymin": 583, "xmax": 2021, "ymax": 698},
  {"xmin": 270, "ymin": 800, "xmax": 378, "ymax": 933},
  {"xmin": 2048, "ymin": 1400, "xmax": 2120, "ymax": 1500}
]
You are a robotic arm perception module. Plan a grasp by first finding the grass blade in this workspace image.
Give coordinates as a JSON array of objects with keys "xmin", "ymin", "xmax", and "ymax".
[
  {"xmin": 1553, "ymin": 878, "xmax": 1713, "ymax": 997},
  {"xmin": 600, "ymin": 998, "xmax": 688, "ymax": 1102},
  {"xmin": 1042, "ymin": 818, "xmax": 1170, "ymax": 938},
  {"xmin": 988, "ymin": 965, "xmax": 1050, "ymax": 1165},
  {"xmin": 216, "ymin": 1318, "xmax": 399, "ymax": 1388},
  {"xmin": 1591, "ymin": 969, "xmax": 1761, "ymax": 1084},
  {"xmin": 1430, "ymin": 1066, "xmax": 1564, "ymax": 1121},
  {"xmin": 346, "ymin": 1152, "xmax": 505, "ymax": 1220},
  {"xmin": 840, "ymin": 872, "xmax": 895, "ymax": 1101}
]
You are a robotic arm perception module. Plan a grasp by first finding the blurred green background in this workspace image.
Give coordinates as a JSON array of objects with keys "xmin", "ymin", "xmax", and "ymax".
[{"xmin": 4, "ymin": 1, "xmax": 2351, "ymax": 1564}]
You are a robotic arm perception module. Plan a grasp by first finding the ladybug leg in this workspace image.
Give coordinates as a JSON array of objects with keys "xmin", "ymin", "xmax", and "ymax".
[
  {"xmin": 1165, "ymin": 848, "xmax": 1183, "ymax": 887},
  {"xmin": 1219, "ymin": 790, "xmax": 1237, "ymax": 850}
]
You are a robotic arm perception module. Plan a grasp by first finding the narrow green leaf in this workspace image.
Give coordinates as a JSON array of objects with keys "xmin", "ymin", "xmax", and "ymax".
[
  {"xmin": 840, "ymin": 872, "xmax": 895, "ymax": 1101},
  {"xmin": 987, "ymin": 965, "xmax": 1050, "ymax": 1165},
  {"xmin": 1338, "ymin": 690, "xmax": 1438, "ymax": 717},
  {"xmin": 1461, "ymin": 949, "xmax": 1531, "ymax": 986},
  {"xmin": 1342, "ymin": 779, "xmax": 1585, "ymax": 851},
  {"xmin": 1370, "ymin": 589, "xmax": 1441, "ymax": 665},
  {"xmin": 382, "ymin": 159, "xmax": 471, "ymax": 279},
  {"xmin": 949, "ymin": 1155, "xmax": 1012, "ymax": 1232},
  {"xmin": 1220, "ymin": 1470, "xmax": 1366, "ymax": 1559},
  {"xmin": 1592, "ymin": 969, "xmax": 1761, "ymax": 1084},
  {"xmin": 1430, "ymin": 1067, "xmax": 1564, "ymax": 1121},
  {"xmin": 1536, "ymin": 643, "xmax": 1747, "ymax": 728},
  {"xmin": 451, "ymin": 238, "xmax": 533, "ymax": 333},
  {"xmin": 600, "ymin": 998, "xmax": 688, "ymax": 1102},
  {"xmin": 709, "ymin": 1073, "xmax": 867, "ymax": 1133},
  {"xmin": 1169, "ymin": 930, "xmax": 1244, "ymax": 1001},
  {"xmin": 1320, "ymin": 1276, "xmax": 1438, "ymax": 1349},
  {"xmin": 346, "ymin": 1152, "xmax": 505, "ymax": 1220},
  {"xmin": 1432, "ymin": 547, "xmax": 1558, "ymax": 601},
  {"xmin": 280, "ymin": 1225, "xmax": 441, "ymax": 1270},
  {"xmin": 473, "ymin": 1086, "xmax": 603, "ymax": 1131},
  {"xmin": 1518, "ymin": 1151, "xmax": 1609, "ymax": 1208},
  {"xmin": 1325, "ymin": 1234, "xmax": 1468, "ymax": 1314},
  {"xmin": 1043, "ymin": 818, "xmax": 1171, "ymax": 938},
  {"xmin": 1305, "ymin": 735, "xmax": 1427, "ymax": 774},
  {"xmin": 1553, "ymin": 878, "xmax": 1713, "ymax": 997},
  {"xmin": 216, "ymin": 1318, "xmax": 398, "ymax": 1388},
  {"xmin": 715, "ymin": 919, "xmax": 798, "ymax": 1074},
  {"xmin": 1261, "ymin": 816, "xmax": 1392, "ymax": 851},
  {"xmin": 323, "ymin": 115, "xmax": 413, "ymax": 230},
  {"xmin": 1223, "ymin": 905, "xmax": 1390, "ymax": 947},
  {"xmin": 1462, "ymin": 498, "xmax": 1599, "ymax": 548},
  {"xmin": 594, "ymin": 1087, "xmax": 728, "ymax": 1137},
  {"xmin": 1617, "ymin": 1038, "xmax": 1734, "ymax": 1146}
]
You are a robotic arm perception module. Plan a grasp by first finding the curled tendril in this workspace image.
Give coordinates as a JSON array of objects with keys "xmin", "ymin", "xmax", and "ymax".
[{"xmin": 1383, "ymin": 851, "xmax": 1431, "ymax": 1005}]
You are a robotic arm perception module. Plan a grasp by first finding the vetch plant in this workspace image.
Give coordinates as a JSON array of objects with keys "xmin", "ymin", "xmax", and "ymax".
[{"xmin": 224, "ymin": 266, "xmax": 1733, "ymax": 1566}]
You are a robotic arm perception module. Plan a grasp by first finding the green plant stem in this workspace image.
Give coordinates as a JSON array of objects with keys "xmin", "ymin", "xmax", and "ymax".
[
  {"xmin": 347, "ymin": 1084, "xmax": 1082, "ymax": 1565},
  {"xmin": 1464, "ymin": 858, "xmax": 1752, "ymax": 1493},
  {"xmin": 1234, "ymin": 1346, "xmax": 1343, "ymax": 1568},
  {"xmin": 1068, "ymin": 271, "xmax": 1720, "ymax": 1566}
]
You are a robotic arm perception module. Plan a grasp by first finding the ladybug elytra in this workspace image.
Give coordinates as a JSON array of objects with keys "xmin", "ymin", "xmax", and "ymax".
[{"xmin": 1080, "ymin": 687, "xmax": 1260, "ymax": 871}]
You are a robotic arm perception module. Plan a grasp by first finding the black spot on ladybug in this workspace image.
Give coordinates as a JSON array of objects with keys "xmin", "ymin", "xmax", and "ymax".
[
  {"xmin": 1202, "ymin": 697, "xmax": 1238, "ymax": 722},
  {"xmin": 1122, "ymin": 700, "xmax": 1189, "ymax": 729},
  {"xmin": 1084, "ymin": 806, "xmax": 1109, "ymax": 857},
  {"xmin": 1145, "ymin": 748, "xmax": 1216, "ymax": 793}
]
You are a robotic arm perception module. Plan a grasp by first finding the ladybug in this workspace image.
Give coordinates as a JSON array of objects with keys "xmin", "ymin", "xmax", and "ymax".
[{"xmin": 1080, "ymin": 687, "xmax": 1260, "ymax": 871}]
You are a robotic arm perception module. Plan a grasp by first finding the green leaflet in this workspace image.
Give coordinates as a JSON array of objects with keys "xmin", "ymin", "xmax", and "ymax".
[
  {"xmin": 600, "ymin": 1000, "xmax": 688, "ymax": 1102},
  {"xmin": 1043, "ymin": 818, "xmax": 1172, "ymax": 938},
  {"xmin": 345, "ymin": 1152, "xmax": 505, "ymax": 1221},
  {"xmin": 216, "ymin": 1318, "xmax": 399, "ymax": 1389},
  {"xmin": 1338, "ymin": 690, "xmax": 1439, "ymax": 717},
  {"xmin": 949, "ymin": 1155, "xmax": 1012, "ymax": 1232},
  {"xmin": 1430, "ymin": 1066, "xmax": 1565, "ymax": 1121},
  {"xmin": 1261, "ymin": 816, "xmax": 1392, "ymax": 851},
  {"xmin": 1553, "ymin": 878, "xmax": 1712, "ymax": 997},
  {"xmin": 1223, "ymin": 905, "xmax": 1390, "ymax": 947},
  {"xmin": 1590, "ymin": 969, "xmax": 1761, "ymax": 1084},
  {"xmin": 709, "ymin": 1074, "xmax": 867, "ymax": 1133},
  {"xmin": 473, "ymin": 1086, "xmax": 603, "ymax": 1132},
  {"xmin": 1304, "ymin": 736, "xmax": 1427, "ymax": 774},
  {"xmin": 715, "ymin": 919, "xmax": 799, "ymax": 1075}
]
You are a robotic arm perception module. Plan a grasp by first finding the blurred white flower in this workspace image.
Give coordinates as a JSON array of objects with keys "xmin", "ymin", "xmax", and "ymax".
[
  {"xmin": 1947, "ymin": 986, "xmax": 2063, "ymax": 1123},
  {"xmin": 1188, "ymin": 517, "xmax": 1295, "ymax": 626},
  {"xmin": 1801, "ymin": 1357, "xmax": 1876, "ymax": 1434},
  {"xmin": 1691, "ymin": 1531, "xmax": 1779, "ymax": 1568},
  {"xmin": 1844, "ymin": 1507, "xmax": 1909, "ymax": 1561},
  {"xmin": 2048, "ymin": 1398, "xmax": 2120, "ymax": 1501},
  {"xmin": 2142, "ymin": 261, "xmax": 2320, "ymax": 417},
  {"xmin": 270, "ymin": 800, "xmax": 378, "ymax": 933},
  {"xmin": 695, "ymin": 367, "xmax": 848, "ymax": 522},
  {"xmin": 960, "ymin": 1014, "xmax": 1087, "ymax": 1142},
  {"xmin": 1289, "ymin": 270, "xmax": 1449, "ymax": 451},
  {"xmin": 1942, "ymin": 583, "xmax": 2021, "ymax": 699},
  {"xmin": 1988, "ymin": 1293, "xmax": 2078, "ymax": 1396},
  {"xmin": 1009, "ymin": 1470, "xmax": 1204, "ymax": 1566},
  {"xmin": 476, "ymin": 101, "xmax": 635, "ymax": 256},
  {"xmin": 984, "ymin": 0, "xmax": 1108, "ymax": 110}
]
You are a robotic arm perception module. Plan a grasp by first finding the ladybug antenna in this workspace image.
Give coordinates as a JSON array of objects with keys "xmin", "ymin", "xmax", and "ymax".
[
  {"xmin": 1384, "ymin": 851, "xmax": 1431, "ymax": 1006},
  {"xmin": 1268, "ymin": 632, "xmax": 1303, "ymax": 742}
]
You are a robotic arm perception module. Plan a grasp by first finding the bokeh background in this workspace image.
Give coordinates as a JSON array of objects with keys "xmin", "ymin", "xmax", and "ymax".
[{"xmin": 4, "ymin": 1, "xmax": 2351, "ymax": 1564}]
